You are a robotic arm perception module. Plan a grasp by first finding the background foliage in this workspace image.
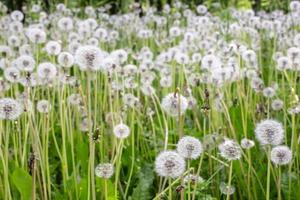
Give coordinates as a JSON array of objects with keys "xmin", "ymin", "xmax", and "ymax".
[{"xmin": 0, "ymin": 0, "xmax": 293, "ymax": 13}]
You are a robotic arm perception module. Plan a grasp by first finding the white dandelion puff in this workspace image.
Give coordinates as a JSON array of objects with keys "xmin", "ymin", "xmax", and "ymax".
[
  {"xmin": 58, "ymin": 52, "xmax": 74, "ymax": 68},
  {"xmin": 75, "ymin": 45, "xmax": 105, "ymax": 71},
  {"xmin": 271, "ymin": 146, "xmax": 292, "ymax": 165},
  {"xmin": 240, "ymin": 138, "xmax": 255, "ymax": 149},
  {"xmin": 177, "ymin": 136, "xmax": 203, "ymax": 159},
  {"xmin": 218, "ymin": 139, "xmax": 241, "ymax": 161},
  {"xmin": 155, "ymin": 150, "xmax": 185, "ymax": 178},
  {"xmin": 37, "ymin": 100, "xmax": 51, "ymax": 113},
  {"xmin": 0, "ymin": 98, "xmax": 23, "ymax": 120},
  {"xmin": 37, "ymin": 62, "xmax": 57, "ymax": 80},
  {"xmin": 113, "ymin": 123, "xmax": 130, "ymax": 139},
  {"xmin": 161, "ymin": 93, "xmax": 188, "ymax": 117},
  {"xmin": 255, "ymin": 119, "xmax": 284, "ymax": 146},
  {"xmin": 95, "ymin": 163, "xmax": 114, "ymax": 179}
]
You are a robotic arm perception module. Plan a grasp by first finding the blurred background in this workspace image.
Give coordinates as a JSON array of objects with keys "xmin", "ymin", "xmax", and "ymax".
[{"xmin": 0, "ymin": 0, "xmax": 293, "ymax": 13}]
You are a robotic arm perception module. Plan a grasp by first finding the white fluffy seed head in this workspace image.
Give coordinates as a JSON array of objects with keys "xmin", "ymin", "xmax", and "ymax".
[
  {"xmin": 155, "ymin": 150, "xmax": 185, "ymax": 178},
  {"xmin": 4, "ymin": 67, "xmax": 21, "ymax": 83},
  {"xmin": 95, "ymin": 163, "xmax": 114, "ymax": 179},
  {"xmin": 271, "ymin": 146, "xmax": 292, "ymax": 165},
  {"xmin": 262, "ymin": 87, "xmax": 276, "ymax": 98},
  {"xmin": 45, "ymin": 41, "xmax": 61, "ymax": 55},
  {"xmin": 276, "ymin": 56, "xmax": 292, "ymax": 71},
  {"xmin": 37, "ymin": 62, "xmax": 57, "ymax": 80},
  {"xmin": 271, "ymin": 99, "xmax": 284, "ymax": 111},
  {"xmin": 0, "ymin": 98, "xmax": 23, "ymax": 120},
  {"xmin": 58, "ymin": 52, "xmax": 74, "ymax": 68},
  {"xmin": 220, "ymin": 182, "xmax": 236, "ymax": 195},
  {"xmin": 75, "ymin": 45, "xmax": 105, "ymax": 71},
  {"xmin": 161, "ymin": 93, "xmax": 188, "ymax": 117},
  {"xmin": 218, "ymin": 139, "xmax": 241, "ymax": 161},
  {"xmin": 36, "ymin": 100, "xmax": 51, "ymax": 113},
  {"xmin": 26, "ymin": 28, "xmax": 46, "ymax": 44},
  {"xmin": 201, "ymin": 54, "xmax": 222, "ymax": 70},
  {"xmin": 57, "ymin": 17, "xmax": 73, "ymax": 31},
  {"xmin": 240, "ymin": 138, "xmax": 255, "ymax": 149},
  {"xmin": 16, "ymin": 55, "xmax": 35, "ymax": 72},
  {"xmin": 67, "ymin": 93, "xmax": 82, "ymax": 105},
  {"xmin": 177, "ymin": 136, "xmax": 203, "ymax": 159},
  {"xmin": 183, "ymin": 174, "xmax": 204, "ymax": 185},
  {"xmin": 113, "ymin": 123, "xmax": 130, "ymax": 139},
  {"xmin": 11, "ymin": 10, "xmax": 24, "ymax": 21},
  {"xmin": 255, "ymin": 119, "xmax": 284, "ymax": 146}
]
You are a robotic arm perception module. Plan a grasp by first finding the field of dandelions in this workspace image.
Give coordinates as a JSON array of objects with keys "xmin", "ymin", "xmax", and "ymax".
[{"xmin": 1, "ymin": 0, "xmax": 300, "ymax": 199}]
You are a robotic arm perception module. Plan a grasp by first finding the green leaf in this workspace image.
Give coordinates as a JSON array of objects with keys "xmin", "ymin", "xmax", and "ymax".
[
  {"xmin": 78, "ymin": 178, "xmax": 88, "ymax": 200},
  {"xmin": 107, "ymin": 180, "xmax": 119, "ymax": 200},
  {"xmin": 129, "ymin": 164, "xmax": 154, "ymax": 200},
  {"xmin": 12, "ymin": 167, "xmax": 32, "ymax": 200}
]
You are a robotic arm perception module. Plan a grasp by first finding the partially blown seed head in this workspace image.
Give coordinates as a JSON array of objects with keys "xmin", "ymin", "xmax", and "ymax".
[{"xmin": 218, "ymin": 139, "xmax": 241, "ymax": 161}]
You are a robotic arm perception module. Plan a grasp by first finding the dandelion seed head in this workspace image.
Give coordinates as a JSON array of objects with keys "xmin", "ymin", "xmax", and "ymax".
[
  {"xmin": 177, "ymin": 136, "xmax": 203, "ymax": 159},
  {"xmin": 140, "ymin": 85, "xmax": 155, "ymax": 96},
  {"xmin": 19, "ymin": 44, "xmax": 32, "ymax": 56},
  {"xmin": 0, "ymin": 98, "xmax": 23, "ymax": 120},
  {"xmin": 67, "ymin": 93, "xmax": 82, "ymax": 105},
  {"xmin": 122, "ymin": 93, "xmax": 138, "ymax": 108},
  {"xmin": 290, "ymin": 1, "xmax": 300, "ymax": 12},
  {"xmin": 155, "ymin": 150, "xmax": 185, "ymax": 178},
  {"xmin": 218, "ymin": 139, "xmax": 241, "ymax": 161},
  {"xmin": 45, "ymin": 41, "xmax": 61, "ymax": 55},
  {"xmin": 196, "ymin": 5, "xmax": 208, "ymax": 15},
  {"xmin": 240, "ymin": 138, "xmax": 255, "ymax": 149},
  {"xmin": 10, "ymin": 10, "xmax": 24, "ymax": 21},
  {"xmin": 271, "ymin": 145, "xmax": 292, "ymax": 165},
  {"xmin": 8, "ymin": 17, "xmax": 19, "ymax": 30},
  {"xmin": 80, "ymin": 117, "xmax": 92, "ymax": 132},
  {"xmin": 160, "ymin": 76, "xmax": 172, "ymax": 88},
  {"xmin": 113, "ymin": 123, "xmax": 130, "ymax": 139},
  {"xmin": 271, "ymin": 99, "xmax": 284, "ymax": 111},
  {"xmin": 37, "ymin": 62, "xmax": 57, "ymax": 80},
  {"xmin": 123, "ymin": 64, "xmax": 137, "ymax": 76},
  {"xmin": 201, "ymin": 54, "xmax": 222, "ymax": 70},
  {"xmin": 57, "ymin": 17, "xmax": 73, "ymax": 31},
  {"xmin": 37, "ymin": 100, "xmax": 51, "ymax": 113},
  {"xmin": 161, "ymin": 93, "xmax": 188, "ymax": 117},
  {"xmin": 255, "ymin": 119, "xmax": 284, "ymax": 146},
  {"xmin": 263, "ymin": 87, "xmax": 276, "ymax": 98},
  {"xmin": 276, "ymin": 56, "xmax": 292, "ymax": 70},
  {"xmin": 220, "ymin": 182, "xmax": 236, "ymax": 195},
  {"xmin": 4, "ymin": 67, "xmax": 21, "ymax": 83},
  {"xmin": 95, "ymin": 163, "xmax": 114, "ymax": 179},
  {"xmin": 26, "ymin": 28, "xmax": 46, "ymax": 44},
  {"xmin": 183, "ymin": 174, "xmax": 204, "ymax": 185},
  {"xmin": 75, "ymin": 45, "xmax": 104, "ymax": 71},
  {"xmin": 8, "ymin": 35, "xmax": 21, "ymax": 47},
  {"xmin": 58, "ymin": 52, "xmax": 74, "ymax": 68},
  {"xmin": 16, "ymin": 55, "xmax": 35, "ymax": 72}
]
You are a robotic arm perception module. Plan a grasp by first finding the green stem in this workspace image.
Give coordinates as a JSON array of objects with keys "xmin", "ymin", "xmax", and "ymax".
[
  {"xmin": 226, "ymin": 161, "xmax": 233, "ymax": 200},
  {"xmin": 266, "ymin": 147, "xmax": 271, "ymax": 200}
]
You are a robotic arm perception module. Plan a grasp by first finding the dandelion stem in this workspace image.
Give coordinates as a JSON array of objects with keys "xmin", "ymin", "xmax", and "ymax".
[
  {"xmin": 226, "ymin": 161, "xmax": 233, "ymax": 200},
  {"xmin": 277, "ymin": 167, "xmax": 281, "ymax": 200},
  {"xmin": 266, "ymin": 147, "xmax": 271, "ymax": 200}
]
